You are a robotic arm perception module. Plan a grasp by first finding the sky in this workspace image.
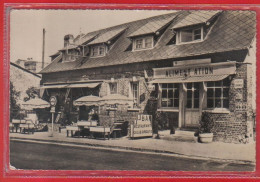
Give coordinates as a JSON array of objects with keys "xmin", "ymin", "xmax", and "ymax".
[{"xmin": 10, "ymin": 9, "xmax": 176, "ymax": 68}]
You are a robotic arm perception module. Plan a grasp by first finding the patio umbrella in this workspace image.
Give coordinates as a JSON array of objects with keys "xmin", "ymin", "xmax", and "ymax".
[
  {"xmin": 22, "ymin": 98, "xmax": 50, "ymax": 110},
  {"xmin": 73, "ymin": 95, "xmax": 101, "ymax": 106},
  {"xmin": 99, "ymin": 94, "xmax": 133, "ymax": 105}
]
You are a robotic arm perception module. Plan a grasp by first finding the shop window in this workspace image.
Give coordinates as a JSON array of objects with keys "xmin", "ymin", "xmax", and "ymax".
[
  {"xmin": 207, "ymin": 78, "xmax": 229, "ymax": 109},
  {"xmin": 90, "ymin": 45, "xmax": 106, "ymax": 57},
  {"xmin": 186, "ymin": 83, "xmax": 200, "ymax": 109},
  {"xmin": 131, "ymin": 82, "xmax": 139, "ymax": 105},
  {"xmin": 109, "ymin": 82, "xmax": 118, "ymax": 94},
  {"xmin": 177, "ymin": 27, "xmax": 203, "ymax": 44},
  {"xmin": 133, "ymin": 36, "xmax": 154, "ymax": 51},
  {"xmin": 161, "ymin": 83, "xmax": 179, "ymax": 108}
]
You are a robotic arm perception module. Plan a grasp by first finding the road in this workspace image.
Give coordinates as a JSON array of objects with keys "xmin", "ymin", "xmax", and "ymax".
[{"xmin": 10, "ymin": 140, "xmax": 254, "ymax": 171}]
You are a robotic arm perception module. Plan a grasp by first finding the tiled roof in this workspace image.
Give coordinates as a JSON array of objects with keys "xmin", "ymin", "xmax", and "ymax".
[
  {"xmin": 87, "ymin": 27, "xmax": 126, "ymax": 45},
  {"xmin": 128, "ymin": 14, "xmax": 177, "ymax": 38},
  {"xmin": 171, "ymin": 10, "xmax": 222, "ymax": 29},
  {"xmin": 40, "ymin": 10, "xmax": 256, "ymax": 74}
]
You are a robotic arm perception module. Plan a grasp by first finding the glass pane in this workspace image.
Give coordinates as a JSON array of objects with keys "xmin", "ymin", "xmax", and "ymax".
[
  {"xmin": 162, "ymin": 83, "xmax": 167, "ymax": 89},
  {"xmin": 168, "ymin": 90, "xmax": 173, "ymax": 98},
  {"xmin": 194, "ymin": 34, "xmax": 201, "ymax": 40},
  {"xmin": 215, "ymin": 81, "xmax": 221, "ymax": 87},
  {"xmin": 215, "ymin": 99, "xmax": 221, "ymax": 108},
  {"xmin": 174, "ymin": 89, "xmax": 179, "ymax": 98},
  {"xmin": 194, "ymin": 99, "xmax": 199, "ymax": 108},
  {"xmin": 145, "ymin": 37, "xmax": 152, "ymax": 48},
  {"xmin": 223, "ymin": 78, "xmax": 230, "ymax": 86},
  {"xmin": 168, "ymin": 83, "xmax": 173, "ymax": 88},
  {"xmin": 187, "ymin": 83, "xmax": 192, "ymax": 89},
  {"xmin": 187, "ymin": 90, "xmax": 192, "ymax": 98},
  {"xmin": 168, "ymin": 99, "xmax": 173, "ymax": 107},
  {"xmin": 194, "ymin": 90, "xmax": 199, "ymax": 98},
  {"xmin": 194, "ymin": 82, "xmax": 200, "ymax": 89},
  {"xmin": 181, "ymin": 29, "xmax": 193, "ymax": 42},
  {"xmin": 174, "ymin": 84, "xmax": 179, "ymax": 89},
  {"xmin": 223, "ymin": 99, "xmax": 229, "ymax": 108},
  {"xmin": 162, "ymin": 101, "xmax": 167, "ymax": 107},
  {"xmin": 223, "ymin": 88, "xmax": 229, "ymax": 97},
  {"xmin": 207, "ymin": 82, "xmax": 214, "ymax": 87},
  {"xmin": 162, "ymin": 90, "xmax": 167, "ymax": 98},
  {"xmin": 207, "ymin": 88, "xmax": 214, "ymax": 98},
  {"xmin": 215, "ymin": 88, "xmax": 221, "ymax": 98},
  {"xmin": 207, "ymin": 99, "xmax": 214, "ymax": 108},
  {"xmin": 187, "ymin": 99, "xmax": 192, "ymax": 108},
  {"xmin": 174, "ymin": 99, "xmax": 179, "ymax": 107}
]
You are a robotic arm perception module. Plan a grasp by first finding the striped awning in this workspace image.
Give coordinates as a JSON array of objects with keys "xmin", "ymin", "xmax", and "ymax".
[{"xmin": 41, "ymin": 82, "xmax": 101, "ymax": 89}]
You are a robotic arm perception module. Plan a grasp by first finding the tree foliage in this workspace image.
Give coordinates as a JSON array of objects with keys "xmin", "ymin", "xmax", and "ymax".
[
  {"xmin": 10, "ymin": 81, "xmax": 20, "ymax": 120},
  {"xmin": 24, "ymin": 87, "xmax": 40, "ymax": 102}
]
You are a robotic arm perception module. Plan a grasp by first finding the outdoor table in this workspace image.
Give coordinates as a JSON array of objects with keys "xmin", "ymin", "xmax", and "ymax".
[
  {"xmin": 19, "ymin": 123, "xmax": 35, "ymax": 134},
  {"xmin": 11, "ymin": 119, "xmax": 25, "ymax": 133},
  {"xmin": 66, "ymin": 126, "xmax": 80, "ymax": 137},
  {"xmin": 89, "ymin": 126, "xmax": 111, "ymax": 140},
  {"xmin": 9, "ymin": 123, "xmax": 14, "ymax": 133}
]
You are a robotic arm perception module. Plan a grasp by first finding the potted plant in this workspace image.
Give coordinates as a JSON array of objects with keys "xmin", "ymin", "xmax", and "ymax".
[{"xmin": 198, "ymin": 111, "xmax": 215, "ymax": 143}]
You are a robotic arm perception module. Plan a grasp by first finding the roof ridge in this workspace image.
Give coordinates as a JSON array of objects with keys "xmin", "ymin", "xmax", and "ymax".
[{"xmin": 81, "ymin": 11, "xmax": 180, "ymax": 38}]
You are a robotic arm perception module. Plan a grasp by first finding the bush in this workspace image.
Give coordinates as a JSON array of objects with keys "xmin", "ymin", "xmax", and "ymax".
[{"xmin": 198, "ymin": 111, "xmax": 214, "ymax": 134}]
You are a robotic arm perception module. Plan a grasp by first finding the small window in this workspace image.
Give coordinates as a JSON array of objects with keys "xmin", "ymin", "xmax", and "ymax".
[
  {"xmin": 136, "ymin": 39, "xmax": 143, "ymax": 49},
  {"xmin": 109, "ymin": 83, "xmax": 117, "ymax": 94},
  {"xmin": 179, "ymin": 27, "xmax": 202, "ymax": 44},
  {"xmin": 161, "ymin": 83, "xmax": 179, "ymax": 108},
  {"xmin": 145, "ymin": 37, "xmax": 153, "ymax": 48},
  {"xmin": 91, "ymin": 45, "xmax": 106, "ymax": 57},
  {"xmin": 133, "ymin": 36, "xmax": 154, "ymax": 50},
  {"xmin": 131, "ymin": 82, "xmax": 139, "ymax": 104},
  {"xmin": 206, "ymin": 78, "xmax": 230, "ymax": 109}
]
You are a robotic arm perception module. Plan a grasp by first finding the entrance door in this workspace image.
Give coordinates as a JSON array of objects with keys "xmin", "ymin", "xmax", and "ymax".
[{"xmin": 184, "ymin": 83, "xmax": 200, "ymax": 127}]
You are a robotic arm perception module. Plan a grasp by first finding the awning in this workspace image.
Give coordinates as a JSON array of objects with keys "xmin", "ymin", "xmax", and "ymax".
[
  {"xmin": 150, "ymin": 74, "xmax": 230, "ymax": 84},
  {"xmin": 67, "ymin": 82, "xmax": 101, "ymax": 88},
  {"xmin": 41, "ymin": 84, "xmax": 69, "ymax": 89},
  {"xmin": 41, "ymin": 82, "xmax": 101, "ymax": 89},
  {"xmin": 74, "ymin": 95, "xmax": 101, "ymax": 106}
]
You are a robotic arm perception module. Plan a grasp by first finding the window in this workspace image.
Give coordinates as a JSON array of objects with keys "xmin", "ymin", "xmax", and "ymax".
[
  {"xmin": 109, "ymin": 83, "xmax": 117, "ymax": 94},
  {"xmin": 178, "ymin": 27, "xmax": 202, "ymax": 44},
  {"xmin": 134, "ymin": 36, "xmax": 154, "ymax": 50},
  {"xmin": 145, "ymin": 37, "xmax": 153, "ymax": 48},
  {"xmin": 161, "ymin": 83, "xmax": 179, "ymax": 108},
  {"xmin": 186, "ymin": 83, "xmax": 200, "ymax": 109},
  {"xmin": 207, "ymin": 78, "xmax": 230, "ymax": 108},
  {"xmin": 136, "ymin": 39, "xmax": 143, "ymax": 49},
  {"xmin": 131, "ymin": 82, "xmax": 139, "ymax": 104},
  {"xmin": 91, "ymin": 45, "xmax": 106, "ymax": 57}
]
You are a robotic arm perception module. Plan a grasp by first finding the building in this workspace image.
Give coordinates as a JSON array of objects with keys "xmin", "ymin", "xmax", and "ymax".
[
  {"xmin": 39, "ymin": 10, "xmax": 256, "ymax": 142},
  {"xmin": 15, "ymin": 58, "xmax": 41, "ymax": 73},
  {"xmin": 10, "ymin": 62, "xmax": 41, "ymax": 105}
]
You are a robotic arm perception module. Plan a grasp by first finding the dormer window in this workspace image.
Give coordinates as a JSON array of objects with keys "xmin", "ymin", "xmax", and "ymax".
[
  {"xmin": 90, "ymin": 45, "xmax": 106, "ymax": 57},
  {"xmin": 133, "ymin": 36, "xmax": 154, "ymax": 51},
  {"xmin": 177, "ymin": 27, "xmax": 203, "ymax": 44}
]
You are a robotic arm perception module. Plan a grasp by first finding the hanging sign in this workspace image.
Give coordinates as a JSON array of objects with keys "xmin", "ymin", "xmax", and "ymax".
[{"xmin": 50, "ymin": 96, "xmax": 57, "ymax": 106}]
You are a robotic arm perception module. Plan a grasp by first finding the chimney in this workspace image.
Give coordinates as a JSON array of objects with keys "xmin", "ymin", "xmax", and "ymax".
[
  {"xmin": 24, "ymin": 58, "xmax": 37, "ymax": 73},
  {"xmin": 64, "ymin": 34, "xmax": 74, "ymax": 47}
]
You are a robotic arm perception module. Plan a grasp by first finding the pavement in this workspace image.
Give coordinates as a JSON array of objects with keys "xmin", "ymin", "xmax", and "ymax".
[{"xmin": 9, "ymin": 129, "xmax": 256, "ymax": 164}]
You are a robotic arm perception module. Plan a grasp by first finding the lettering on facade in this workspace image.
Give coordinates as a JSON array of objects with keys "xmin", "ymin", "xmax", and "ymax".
[{"xmin": 165, "ymin": 67, "xmax": 214, "ymax": 77}]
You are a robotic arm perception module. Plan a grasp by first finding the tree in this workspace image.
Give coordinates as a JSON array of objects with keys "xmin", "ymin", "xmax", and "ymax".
[
  {"xmin": 10, "ymin": 81, "xmax": 20, "ymax": 120},
  {"xmin": 24, "ymin": 87, "xmax": 40, "ymax": 102}
]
